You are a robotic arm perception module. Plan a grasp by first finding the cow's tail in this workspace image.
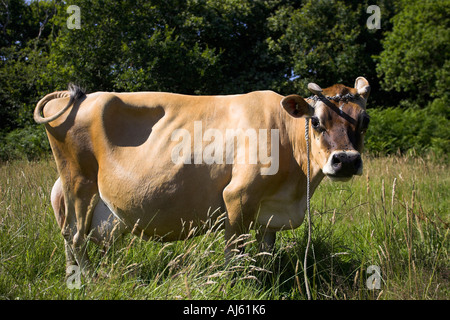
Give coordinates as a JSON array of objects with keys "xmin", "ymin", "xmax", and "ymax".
[{"xmin": 34, "ymin": 84, "xmax": 86, "ymax": 124}]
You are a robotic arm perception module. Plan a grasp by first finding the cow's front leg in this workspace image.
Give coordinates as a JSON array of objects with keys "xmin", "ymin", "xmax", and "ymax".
[
  {"xmin": 255, "ymin": 228, "xmax": 276, "ymax": 266},
  {"xmin": 256, "ymin": 227, "xmax": 276, "ymax": 253},
  {"xmin": 223, "ymin": 181, "xmax": 260, "ymax": 263}
]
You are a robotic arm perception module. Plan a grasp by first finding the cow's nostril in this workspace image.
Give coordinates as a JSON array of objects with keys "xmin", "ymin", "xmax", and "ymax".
[
  {"xmin": 331, "ymin": 154, "xmax": 342, "ymax": 169},
  {"xmin": 328, "ymin": 152, "xmax": 362, "ymax": 177}
]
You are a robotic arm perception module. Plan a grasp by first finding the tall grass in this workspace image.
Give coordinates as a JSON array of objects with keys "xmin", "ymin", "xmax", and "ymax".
[{"xmin": 0, "ymin": 155, "xmax": 448, "ymax": 300}]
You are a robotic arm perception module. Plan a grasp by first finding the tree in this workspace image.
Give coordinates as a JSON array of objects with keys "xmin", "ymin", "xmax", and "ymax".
[
  {"xmin": 266, "ymin": 0, "xmax": 400, "ymax": 104},
  {"xmin": 267, "ymin": 0, "xmax": 367, "ymax": 95},
  {"xmin": 46, "ymin": 0, "xmax": 285, "ymax": 95},
  {"xmin": 376, "ymin": 0, "xmax": 450, "ymax": 105},
  {"xmin": 0, "ymin": 0, "xmax": 61, "ymax": 131}
]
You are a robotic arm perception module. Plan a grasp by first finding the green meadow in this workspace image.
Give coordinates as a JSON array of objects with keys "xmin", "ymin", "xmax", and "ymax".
[{"xmin": 0, "ymin": 155, "xmax": 448, "ymax": 300}]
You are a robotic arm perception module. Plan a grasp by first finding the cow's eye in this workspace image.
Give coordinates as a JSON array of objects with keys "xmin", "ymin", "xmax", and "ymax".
[
  {"xmin": 311, "ymin": 117, "xmax": 324, "ymax": 132},
  {"xmin": 311, "ymin": 117, "xmax": 320, "ymax": 129}
]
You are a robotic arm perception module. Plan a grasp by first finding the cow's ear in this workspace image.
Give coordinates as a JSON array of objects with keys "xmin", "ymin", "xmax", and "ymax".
[
  {"xmin": 355, "ymin": 77, "xmax": 371, "ymax": 101},
  {"xmin": 281, "ymin": 95, "xmax": 314, "ymax": 118}
]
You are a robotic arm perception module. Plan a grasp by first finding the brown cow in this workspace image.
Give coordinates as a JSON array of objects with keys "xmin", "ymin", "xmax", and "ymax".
[{"xmin": 35, "ymin": 77, "xmax": 370, "ymax": 276}]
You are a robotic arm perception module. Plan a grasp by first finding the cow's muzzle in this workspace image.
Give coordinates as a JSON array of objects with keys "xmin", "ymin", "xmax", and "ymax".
[{"xmin": 322, "ymin": 150, "xmax": 363, "ymax": 181}]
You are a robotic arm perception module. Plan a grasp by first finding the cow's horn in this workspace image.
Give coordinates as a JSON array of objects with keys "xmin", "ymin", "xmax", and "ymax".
[{"xmin": 307, "ymin": 83, "xmax": 323, "ymax": 96}]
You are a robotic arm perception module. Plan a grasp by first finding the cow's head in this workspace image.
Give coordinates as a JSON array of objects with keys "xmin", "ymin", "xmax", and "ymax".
[{"xmin": 281, "ymin": 77, "xmax": 371, "ymax": 181}]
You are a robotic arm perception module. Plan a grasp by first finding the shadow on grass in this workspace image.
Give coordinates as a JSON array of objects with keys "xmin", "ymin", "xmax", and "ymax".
[{"xmin": 257, "ymin": 224, "xmax": 376, "ymax": 300}]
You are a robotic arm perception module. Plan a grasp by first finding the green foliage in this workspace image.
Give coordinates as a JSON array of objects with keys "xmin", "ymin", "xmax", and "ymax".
[
  {"xmin": 365, "ymin": 97, "xmax": 450, "ymax": 158},
  {"xmin": 267, "ymin": 0, "xmax": 370, "ymax": 94},
  {"xmin": 0, "ymin": 44, "xmax": 49, "ymax": 130},
  {"xmin": 376, "ymin": 0, "xmax": 450, "ymax": 102},
  {"xmin": 0, "ymin": 125, "xmax": 50, "ymax": 161},
  {"xmin": 365, "ymin": 109, "xmax": 447, "ymax": 157},
  {"xmin": 47, "ymin": 0, "xmax": 219, "ymax": 93}
]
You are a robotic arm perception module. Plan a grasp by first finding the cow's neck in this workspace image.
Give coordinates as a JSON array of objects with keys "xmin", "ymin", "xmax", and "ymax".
[{"xmin": 280, "ymin": 111, "xmax": 325, "ymax": 196}]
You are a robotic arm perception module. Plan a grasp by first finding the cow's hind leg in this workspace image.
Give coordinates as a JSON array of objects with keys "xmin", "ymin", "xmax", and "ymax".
[
  {"xmin": 51, "ymin": 178, "xmax": 77, "ymax": 276},
  {"xmin": 74, "ymin": 188, "xmax": 99, "ymax": 277},
  {"xmin": 53, "ymin": 177, "xmax": 126, "ymax": 278},
  {"xmin": 61, "ymin": 176, "xmax": 99, "ymax": 278}
]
